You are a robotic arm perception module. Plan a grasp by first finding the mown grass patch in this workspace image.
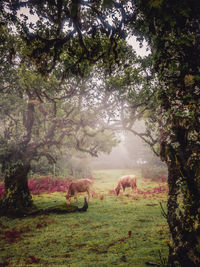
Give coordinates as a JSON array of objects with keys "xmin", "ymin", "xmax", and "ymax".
[{"xmin": 0, "ymin": 169, "xmax": 169, "ymax": 266}]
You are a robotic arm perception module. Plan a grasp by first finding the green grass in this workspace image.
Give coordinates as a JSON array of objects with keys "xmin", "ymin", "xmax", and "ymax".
[{"xmin": 0, "ymin": 169, "xmax": 170, "ymax": 266}]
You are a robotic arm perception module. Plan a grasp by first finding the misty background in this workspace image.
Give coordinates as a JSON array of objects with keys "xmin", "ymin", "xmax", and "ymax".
[{"xmin": 28, "ymin": 124, "xmax": 167, "ymax": 182}]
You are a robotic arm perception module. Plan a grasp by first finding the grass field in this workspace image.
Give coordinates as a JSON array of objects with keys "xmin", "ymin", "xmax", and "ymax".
[{"xmin": 0, "ymin": 169, "xmax": 170, "ymax": 266}]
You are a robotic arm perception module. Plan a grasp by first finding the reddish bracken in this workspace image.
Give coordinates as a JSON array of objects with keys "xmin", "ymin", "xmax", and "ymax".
[
  {"xmin": 28, "ymin": 256, "xmax": 40, "ymax": 264},
  {"xmin": 0, "ymin": 176, "xmax": 71, "ymax": 198},
  {"xmin": 108, "ymin": 189, "xmax": 115, "ymax": 195},
  {"xmin": 5, "ymin": 228, "xmax": 22, "ymax": 243},
  {"xmin": 135, "ymin": 185, "xmax": 168, "ymax": 197},
  {"xmin": 64, "ymin": 254, "xmax": 71, "ymax": 258},
  {"xmin": 28, "ymin": 176, "xmax": 71, "ymax": 195}
]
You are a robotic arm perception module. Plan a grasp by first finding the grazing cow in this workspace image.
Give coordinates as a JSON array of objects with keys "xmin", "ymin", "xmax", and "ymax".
[
  {"xmin": 115, "ymin": 175, "xmax": 137, "ymax": 196},
  {"xmin": 65, "ymin": 179, "xmax": 93, "ymax": 204}
]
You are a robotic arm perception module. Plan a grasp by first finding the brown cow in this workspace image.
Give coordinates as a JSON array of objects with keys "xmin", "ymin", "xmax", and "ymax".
[
  {"xmin": 65, "ymin": 179, "xmax": 93, "ymax": 204},
  {"xmin": 115, "ymin": 175, "xmax": 137, "ymax": 196}
]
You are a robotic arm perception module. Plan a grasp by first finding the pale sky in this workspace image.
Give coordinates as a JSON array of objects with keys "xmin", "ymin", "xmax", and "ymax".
[
  {"xmin": 17, "ymin": 6, "xmax": 150, "ymax": 58},
  {"xmin": 127, "ymin": 36, "xmax": 150, "ymax": 57}
]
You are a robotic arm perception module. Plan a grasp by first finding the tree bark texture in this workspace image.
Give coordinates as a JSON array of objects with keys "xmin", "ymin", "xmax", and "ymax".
[
  {"xmin": 0, "ymin": 162, "xmax": 33, "ymax": 217},
  {"xmin": 136, "ymin": 0, "xmax": 200, "ymax": 266}
]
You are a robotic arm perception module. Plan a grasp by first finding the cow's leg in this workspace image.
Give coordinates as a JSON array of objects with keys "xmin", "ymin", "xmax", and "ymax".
[
  {"xmin": 131, "ymin": 186, "xmax": 134, "ymax": 194},
  {"xmin": 87, "ymin": 189, "xmax": 91, "ymax": 202},
  {"xmin": 122, "ymin": 186, "xmax": 125, "ymax": 194},
  {"xmin": 132, "ymin": 184, "xmax": 137, "ymax": 193}
]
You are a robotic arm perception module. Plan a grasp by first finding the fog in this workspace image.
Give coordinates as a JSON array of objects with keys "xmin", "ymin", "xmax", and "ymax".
[
  {"xmin": 91, "ymin": 131, "xmax": 158, "ymax": 170},
  {"xmin": 91, "ymin": 140, "xmax": 131, "ymax": 169}
]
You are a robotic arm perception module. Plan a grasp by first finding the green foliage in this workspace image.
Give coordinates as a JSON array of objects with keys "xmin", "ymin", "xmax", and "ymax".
[
  {"xmin": 141, "ymin": 164, "xmax": 168, "ymax": 181},
  {"xmin": 102, "ymin": 0, "xmax": 114, "ymax": 8},
  {"xmin": 0, "ymin": 1, "xmax": 157, "ymax": 184},
  {"xmin": 0, "ymin": 60, "xmax": 120, "ymax": 178},
  {"xmin": 30, "ymin": 157, "xmax": 54, "ymax": 176},
  {"xmin": 149, "ymin": 0, "xmax": 163, "ymax": 9},
  {"xmin": 56, "ymin": 152, "xmax": 91, "ymax": 178}
]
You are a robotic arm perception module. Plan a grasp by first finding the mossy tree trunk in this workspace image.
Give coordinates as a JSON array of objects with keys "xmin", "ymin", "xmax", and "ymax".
[
  {"xmin": 157, "ymin": 11, "xmax": 200, "ymax": 266},
  {"xmin": 135, "ymin": 0, "xmax": 200, "ymax": 266},
  {"xmin": 164, "ymin": 154, "xmax": 200, "ymax": 266},
  {"xmin": 0, "ymin": 156, "xmax": 33, "ymax": 217},
  {"xmin": 0, "ymin": 94, "xmax": 38, "ymax": 217}
]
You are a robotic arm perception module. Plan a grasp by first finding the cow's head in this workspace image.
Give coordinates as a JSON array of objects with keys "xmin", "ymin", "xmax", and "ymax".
[{"xmin": 115, "ymin": 185, "xmax": 120, "ymax": 196}]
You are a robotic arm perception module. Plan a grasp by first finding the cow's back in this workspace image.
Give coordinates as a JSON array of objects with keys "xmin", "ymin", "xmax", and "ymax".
[
  {"xmin": 120, "ymin": 175, "xmax": 135, "ymax": 182},
  {"xmin": 119, "ymin": 175, "xmax": 137, "ymax": 187},
  {"xmin": 70, "ymin": 179, "xmax": 92, "ymax": 193}
]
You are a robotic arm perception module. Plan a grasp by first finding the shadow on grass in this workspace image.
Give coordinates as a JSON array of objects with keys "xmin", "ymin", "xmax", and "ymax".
[{"xmin": 0, "ymin": 197, "xmax": 88, "ymax": 218}]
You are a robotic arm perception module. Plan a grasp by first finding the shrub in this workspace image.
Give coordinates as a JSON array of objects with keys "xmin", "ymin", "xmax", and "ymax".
[
  {"xmin": 28, "ymin": 176, "xmax": 71, "ymax": 195},
  {"xmin": 0, "ymin": 176, "xmax": 71, "ymax": 198},
  {"xmin": 141, "ymin": 164, "xmax": 168, "ymax": 182}
]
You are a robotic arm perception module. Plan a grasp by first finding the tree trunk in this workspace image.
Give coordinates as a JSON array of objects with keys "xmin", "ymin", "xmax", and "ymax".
[
  {"xmin": 159, "ymin": 90, "xmax": 200, "ymax": 266},
  {"xmin": 166, "ymin": 161, "xmax": 200, "ymax": 266},
  {"xmin": 135, "ymin": 0, "xmax": 200, "ymax": 265},
  {"xmin": 0, "ymin": 163, "xmax": 33, "ymax": 217}
]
